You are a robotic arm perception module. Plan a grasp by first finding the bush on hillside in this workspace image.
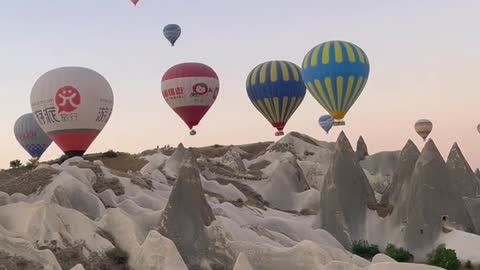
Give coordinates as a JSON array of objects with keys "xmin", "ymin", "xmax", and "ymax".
[
  {"xmin": 304, "ymin": 150, "xmax": 315, "ymax": 156},
  {"xmin": 428, "ymin": 246, "xmax": 461, "ymax": 270},
  {"xmin": 385, "ymin": 243, "xmax": 414, "ymax": 262},
  {"xmin": 26, "ymin": 158, "xmax": 38, "ymax": 168},
  {"xmin": 352, "ymin": 240, "xmax": 380, "ymax": 260},
  {"xmin": 102, "ymin": 150, "xmax": 118, "ymax": 158},
  {"xmin": 106, "ymin": 247, "xmax": 129, "ymax": 265},
  {"xmin": 9, "ymin": 159, "xmax": 22, "ymax": 169}
]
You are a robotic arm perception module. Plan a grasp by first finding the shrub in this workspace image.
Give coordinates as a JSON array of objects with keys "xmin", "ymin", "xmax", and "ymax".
[
  {"xmin": 103, "ymin": 150, "xmax": 118, "ymax": 158},
  {"xmin": 304, "ymin": 150, "xmax": 315, "ymax": 156},
  {"xmin": 26, "ymin": 158, "xmax": 38, "ymax": 168},
  {"xmin": 465, "ymin": 260, "xmax": 473, "ymax": 269},
  {"xmin": 385, "ymin": 243, "xmax": 414, "ymax": 262},
  {"xmin": 428, "ymin": 247, "xmax": 461, "ymax": 270},
  {"xmin": 9, "ymin": 159, "xmax": 22, "ymax": 168},
  {"xmin": 106, "ymin": 247, "xmax": 129, "ymax": 265},
  {"xmin": 352, "ymin": 240, "xmax": 380, "ymax": 260}
]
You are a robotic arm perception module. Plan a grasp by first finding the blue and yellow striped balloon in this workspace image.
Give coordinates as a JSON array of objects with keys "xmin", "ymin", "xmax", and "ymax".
[
  {"xmin": 302, "ymin": 40, "xmax": 370, "ymax": 125},
  {"xmin": 246, "ymin": 61, "xmax": 306, "ymax": 136}
]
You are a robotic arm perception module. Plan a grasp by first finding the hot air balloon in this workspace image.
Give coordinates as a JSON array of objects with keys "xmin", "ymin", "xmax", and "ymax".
[
  {"xmin": 131, "ymin": 0, "xmax": 139, "ymax": 6},
  {"xmin": 319, "ymin": 114, "xmax": 334, "ymax": 134},
  {"xmin": 163, "ymin": 24, "xmax": 181, "ymax": 46},
  {"xmin": 246, "ymin": 61, "xmax": 306, "ymax": 136},
  {"xmin": 302, "ymin": 40, "xmax": 370, "ymax": 126},
  {"xmin": 30, "ymin": 67, "xmax": 114, "ymax": 157},
  {"xmin": 162, "ymin": 62, "xmax": 219, "ymax": 135},
  {"xmin": 14, "ymin": 113, "xmax": 52, "ymax": 159},
  {"xmin": 414, "ymin": 119, "xmax": 433, "ymax": 141}
]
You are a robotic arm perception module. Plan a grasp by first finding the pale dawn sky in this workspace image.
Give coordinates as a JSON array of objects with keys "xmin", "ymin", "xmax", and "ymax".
[{"xmin": 0, "ymin": 0, "xmax": 479, "ymax": 168}]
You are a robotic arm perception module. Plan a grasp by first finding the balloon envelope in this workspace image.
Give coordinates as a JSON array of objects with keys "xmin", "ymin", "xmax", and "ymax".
[
  {"xmin": 414, "ymin": 119, "xmax": 433, "ymax": 141},
  {"xmin": 246, "ymin": 60, "xmax": 306, "ymax": 136},
  {"xmin": 30, "ymin": 67, "xmax": 114, "ymax": 157},
  {"xmin": 163, "ymin": 24, "xmax": 181, "ymax": 46},
  {"xmin": 319, "ymin": 114, "xmax": 334, "ymax": 134},
  {"xmin": 131, "ymin": 0, "xmax": 139, "ymax": 6},
  {"xmin": 302, "ymin": 40, "xmax": 370, "ymax": 126},
  {"xmin": 14, "ymin": 113, "xmax": 52, "ymax": 159},
  {"xmin": 477, "ymin": 123, "xmax": 480, "ymax": 134},
  {"xmin": 161, "ymin": 62, "xmax": 219, "ymax": 134}
]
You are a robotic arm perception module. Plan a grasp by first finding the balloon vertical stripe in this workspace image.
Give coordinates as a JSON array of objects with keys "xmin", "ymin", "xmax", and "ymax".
[
  {"xmin": 280, "ymin": 62, "xmax": 290, "ymax": 81},
  {"xmin": 336, "ymin": 77, "xmax": 344, "ymax": 110},
  {"xmin": 313, "ymin": 80, "xmax": 334, "ymax": 112},
  {"xmin": 322, "ymin": 43, "xmax": 331, "ymax": 65},
  {"xmin": 343, "ymin": 76, "xmax": 355, "ymax": 110},
  {"xmin": 288, "ymin": 62, "xmax": 300, "ymax": 81},
  {"xmin": 334, "ymin": 41, "xmax": 343, "ymax": 63},
  {"xmin": 344, "ymin": 42, "xmax": 356, "ymax": 63}
]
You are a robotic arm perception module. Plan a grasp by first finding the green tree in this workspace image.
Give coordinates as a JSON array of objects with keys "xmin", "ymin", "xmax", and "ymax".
[
  {"xmin": 385, "ymin": 243, "xmax": 414, "ymax": 262},
  {"xmin": 352, "ymin": 240, "xmax": 380, "ymax": 260},
  {"xmin": 9, "ymin": 159, "xmax": 22, "ymax": 168},
  {"xmin": 428, "ymin": 247, "xmax": 461, "ymax": 270}
]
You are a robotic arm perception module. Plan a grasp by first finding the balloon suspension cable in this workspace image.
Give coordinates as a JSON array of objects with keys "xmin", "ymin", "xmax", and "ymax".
[
  {"xmin": 189, "ymin": 129, "xmax": 197, "ymax": 136},
  {"xmin": 275, "ymin": 131, "xmax": 284, "ymax": 136}
]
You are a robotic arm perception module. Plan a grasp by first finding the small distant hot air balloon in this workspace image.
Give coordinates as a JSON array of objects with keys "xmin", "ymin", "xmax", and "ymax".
[
  {"xmin": 414, "ymin": 119, "xmax": 433, "ymax": 141},
  {"xmin": 477, "ymin": 123, "xmax": 480, "ymax": 134},
  {"xmin": 14, "ymin": 113, "xmax": 52, "ymax": 159},
  {"xmin": 302, "ymin": 40, "xmax": 370, "ymax": 126},
  {"xmin": 30, "ymin": 67, "xmax": 114, "ymax": 157},
  {"xmin": 246, "ymin": 61, "xmax": 306, "ymax": 136},
  {"xmin": 162, "ymin": 62, "xmax": 219, "ymax": 135},
  {"xmin": 319, "ymin": 115, "xmax": 334, "ymax": 134},
  {"xmin": 131, "ymin": 0, "xmax": 139, "ymax": 6},
  {"xmin": 163, "ymin": 24, "xmax": 181, "ymax": 46}
]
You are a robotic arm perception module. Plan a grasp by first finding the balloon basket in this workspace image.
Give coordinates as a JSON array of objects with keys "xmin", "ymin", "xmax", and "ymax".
[
  {"xmin": 189, "ymin": 130, "xmax": 197, "ymax": 136},
  {"xmin": 333, "ymin": 121, "xmax": 345, "ymax": 126},
  {"xmin": 275, "ymin": 131, "xmax": 284, "ymax": 136}
]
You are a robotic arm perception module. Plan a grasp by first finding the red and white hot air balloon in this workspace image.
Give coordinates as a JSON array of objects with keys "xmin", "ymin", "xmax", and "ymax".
[
  {"xmin": 131, "ymin": 0, "xmax": 139, "ymax": 6},
  {"xmin": 30, "ymin": 67, "xmax": 114, "ymax": 157},
  {"xmin": 161, "ymin": 62, "xmax": 219, "ymax": 135}
]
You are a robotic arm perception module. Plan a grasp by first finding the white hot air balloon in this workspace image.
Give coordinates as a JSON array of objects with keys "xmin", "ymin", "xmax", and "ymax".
[
  {"xmin": 30, "ymin": 67, "xmax": 114, "ymax": 157},
  {"xmin": 414, "ymin": 119, "xmax": 433, "ymax": 141}
]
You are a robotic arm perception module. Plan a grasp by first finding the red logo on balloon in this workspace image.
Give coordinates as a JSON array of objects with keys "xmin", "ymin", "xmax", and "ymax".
[
  {"xmin": 55, "ymin": 86, "xmax": 81, "ymax": 113},
  {"xmin": 192, "ymin": 83, "xmax": 208, "ymax": 96}
]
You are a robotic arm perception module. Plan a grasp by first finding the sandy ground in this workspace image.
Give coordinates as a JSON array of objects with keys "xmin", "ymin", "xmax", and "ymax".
[
  {"xmin": 0, "ymin": 167, "xmax": 58, "ymax": 196},
  {"xmin": 0, "ymin": 251, "xmax": 43, "ymax": 270}
]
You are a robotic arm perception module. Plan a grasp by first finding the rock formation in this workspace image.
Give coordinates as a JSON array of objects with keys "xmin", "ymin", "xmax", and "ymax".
[
  {"xmin": 158, "ymin": 150, "xmax": 234, "ymax": 269},
  {"xmin": 446, "ymin": 143, "xmax": 479, "ymax": 198},
  {"xmin": 404, "ymin": 139, "xmax": 473, "ymax": 251},
  {"xmin": 318, "ymin": 132, "xmax": 377, "ymax": 249},
  {"xmin": 356, "ymin": 136, "xmax": 369, "ymax": 161},
  {"xmin": 163, "ymin": 143, "xmax": 187, "ymax": 179},
  {"xmin": 258, "ymin": 157, "xmax": 309, "ymax": 211},
  {"xmin": 379, "ymin": 140, "xmax": 420, "ymax": 221}
]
